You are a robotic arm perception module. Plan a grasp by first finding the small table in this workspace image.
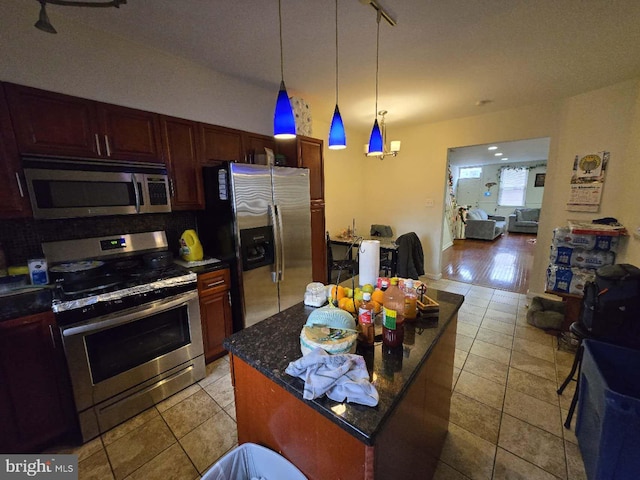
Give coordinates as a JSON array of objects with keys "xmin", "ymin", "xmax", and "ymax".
[
  {"xmin": 329, "ymin": 236, "xmax": 399, "ymax": 277},
  {"xmin": 546, "ymin": 290, "xmax": 583, "ymax": 331}
]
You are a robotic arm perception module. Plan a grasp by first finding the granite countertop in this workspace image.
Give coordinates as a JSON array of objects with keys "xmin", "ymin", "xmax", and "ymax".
[
  {"xmin": 223, "ymin": 288, "xmax": 464, "ymax": 445},
  {"xmin": 0, "ymin": 287, "xmax": 54, "ymax": 322}
]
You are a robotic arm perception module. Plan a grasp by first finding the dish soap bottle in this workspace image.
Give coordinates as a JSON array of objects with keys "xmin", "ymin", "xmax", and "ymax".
[{"xmin": 179, "ymin": 229, "xmax": 204, "ymax": 262}]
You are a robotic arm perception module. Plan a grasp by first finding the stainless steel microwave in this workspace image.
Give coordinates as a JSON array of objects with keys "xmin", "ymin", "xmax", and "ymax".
[{"xmin": 22, "ymin": 156, "xmax": 171, "ymax": 219}]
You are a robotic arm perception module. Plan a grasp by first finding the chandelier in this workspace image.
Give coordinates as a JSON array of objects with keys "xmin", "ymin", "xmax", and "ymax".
[
  {"xmin": 35, "ymin": 0, "xmax": 127, "ymax": 34},
  {"xmin": 363, "ymin": 2, "xmax": 400, "ymax": 160},
  {"xmin": 364, "ymin": 110, "xmax": 401, "ymax": 160}
]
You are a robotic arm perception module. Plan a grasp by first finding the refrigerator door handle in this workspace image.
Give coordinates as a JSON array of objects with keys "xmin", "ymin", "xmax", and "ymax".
[
  {"xmin": 268, "ymin": 203, "xmax": 280, "ymax": 283},
  {"xmin": 275, "ymin": 204, "xmax": 285, "ymax": 281}
]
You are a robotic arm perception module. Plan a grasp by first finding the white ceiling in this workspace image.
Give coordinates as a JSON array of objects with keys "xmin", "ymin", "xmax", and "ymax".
[
  {"xmin": 448, "ymin": 137, "xmax": 550, "ymax": 167},
  {"xmin": 36, "ymin": 0, "xmax": 640, "ymax": 132}
]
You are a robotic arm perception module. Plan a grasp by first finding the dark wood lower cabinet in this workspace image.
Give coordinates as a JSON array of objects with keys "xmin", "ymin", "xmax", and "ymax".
[
  {"xmin": 0, "ymin": 311, "xmax": 76, "ymax": 453},
  {"xmin": 198, "ymin": 269, "xmax": 233, "ymax": 363}
]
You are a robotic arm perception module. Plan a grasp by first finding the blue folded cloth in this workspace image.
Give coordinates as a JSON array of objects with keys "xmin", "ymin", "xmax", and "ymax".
[{"xmin": 285, "ymin": 348, "xmax": 379, "ymax": 407}]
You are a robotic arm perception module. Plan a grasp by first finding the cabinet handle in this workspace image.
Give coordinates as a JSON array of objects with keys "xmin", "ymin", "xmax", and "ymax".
[
  {"xmin": 49, "ymin": 324, "xmax": 56, "ymax": 349},
  {"xmin": 205, "ymin": 279, "xmax": 225, "ymax": 289},
  {"xmin": 104, "ymin": 135, "xmax": 111, "ymax": 157},
  {"xmin": 228, "ymin": 291, "xmax": 232, "ymax": 306},
  {"xmin": 95, "ymin": 133, "xmax": 102, "ymax": 156},
  {"xmin": 169, "ymin": 179, "xmax": 175, "ymax": 198},
  {"xmin": 15, "ymin": 172, "xmax": 25, "ymax": 197}
]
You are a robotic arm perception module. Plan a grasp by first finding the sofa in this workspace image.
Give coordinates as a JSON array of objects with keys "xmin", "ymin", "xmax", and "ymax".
[
  {"xmin": 464, "ymin": 209, "xmax": 506, "ymax": 240},
  {"xmin": 508, "ymin": 208, "xmax": 540, "ymax": 234}
]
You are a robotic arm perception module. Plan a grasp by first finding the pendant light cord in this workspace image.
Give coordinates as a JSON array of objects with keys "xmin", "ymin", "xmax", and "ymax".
[
  {"xmin": 375, "ymin": 10, "xmax": 381, "ymax": 116},
  {"xmin": 279, "ymin": 0, "xmax": 285, "ymax": 82},
  {"xmin": 335, "ymin": 0, "xmax": 339, "ymax": 105}
]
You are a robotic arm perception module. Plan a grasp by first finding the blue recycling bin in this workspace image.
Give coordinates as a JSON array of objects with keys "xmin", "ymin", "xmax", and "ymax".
[{"xmin": 575, "ymin": 339, "xmax": 640, "ymax": 480}]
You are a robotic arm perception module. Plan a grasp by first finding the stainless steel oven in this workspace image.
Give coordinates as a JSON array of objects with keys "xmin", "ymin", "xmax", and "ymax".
[
  {"xmin": 44, "ymin": 231, "xmax": 204, "ymax": 442},
  {"xmin": 60, "ymin": 290, "xmax": 203, "ymax": 442},
  {"xmin": 23, "ymin": 156, "xmax": 171, "ymax": 219}
]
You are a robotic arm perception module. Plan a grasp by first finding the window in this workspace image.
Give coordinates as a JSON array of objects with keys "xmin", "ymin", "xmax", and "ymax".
[
  {"xmin": 459, "ymin": 167, "xmax": 482, "ymax": 179},
  {"xmin": 498, "ymin": 168, "xmax": 528, "ymax": 206}
]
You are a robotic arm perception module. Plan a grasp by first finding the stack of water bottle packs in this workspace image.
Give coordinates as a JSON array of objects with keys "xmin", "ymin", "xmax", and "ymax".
[{"xmin": 546, "ymin": 226, "xmax": 618, "ymax": 295}]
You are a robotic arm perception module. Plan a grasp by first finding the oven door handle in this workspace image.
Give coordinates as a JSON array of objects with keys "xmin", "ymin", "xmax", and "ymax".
[{"xmin": 61, "ymin": 290, "xmax": 198, "ymax": 337}]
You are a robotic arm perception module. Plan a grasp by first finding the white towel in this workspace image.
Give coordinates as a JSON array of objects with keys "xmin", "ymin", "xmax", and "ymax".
[{"xmin": 285, "ymin": 348, "xmax": 379, "ymax": 407}]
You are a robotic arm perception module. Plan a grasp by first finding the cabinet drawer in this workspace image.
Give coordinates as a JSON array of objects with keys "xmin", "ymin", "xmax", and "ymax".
[{"xmin": 198, "ymin": 269, "xmax": 230, "ymax": 296}]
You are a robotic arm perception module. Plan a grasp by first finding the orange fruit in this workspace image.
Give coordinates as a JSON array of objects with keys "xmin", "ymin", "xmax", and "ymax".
[
  {"xmin": 331, "ymin": 285, "xmax": 346, "ymax": 301},
  {"xmin": 371, "ymin": 289, "xmax": 385, "ymax": 305},
  {"xmin": 371, "ymin": 300, "xmax": 382, "ymax": 314},
  {"xmin": 338, "ymin": 297, "xmax": 356, "ymax": 313}
]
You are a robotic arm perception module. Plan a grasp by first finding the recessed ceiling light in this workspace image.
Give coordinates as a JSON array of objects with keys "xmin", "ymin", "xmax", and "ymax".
[
  {"xmin": 488, "ymin": 146, "xmax": 498, "ymax": 150},
  {"xmin": 501, "ymin": 157, "xmax": 509, "ymax": 161},
  {"xmin": 494, "ymin": 152, "xmax": 503, "ymax": 156}
]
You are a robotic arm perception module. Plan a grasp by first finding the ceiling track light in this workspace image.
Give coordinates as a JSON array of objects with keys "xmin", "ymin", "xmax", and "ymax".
[
  {"xmin": 328, "ymin": 0, "xmax": 346, "ymax": 150},
  {"xmin": 35, "ymin": 0, "xmax": 127, "ymax": 34},
  {"xmin": 273, "ymin": 0, "xmax": 296, "ymax": 139}
]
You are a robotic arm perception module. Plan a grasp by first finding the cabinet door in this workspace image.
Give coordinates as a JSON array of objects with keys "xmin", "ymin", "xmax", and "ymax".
[
  {"xmin": 4, "ymin": 83, "xmax": 100, "ymax": 158},
  {"xmin": 97, "ymin": 103, "xmax": 163, "ymax": 162},
  {"xmin": 0, "ymin": 311, "xmax": 75, "ymax": 453},
  {"xmin": 299, "ymin": 137, "xmax": 324, "ymax": 202},
  {"xmin": 310, "ymin": 201, "xmax": 327, "ymax": 283},
  {"xmin": 200, "ymin": 124, "xmax": 243, "ymax": 163},
  {"xmin": 199, "ymin": 290, "xmax": 233, "ymax": 363},
  {"xmin": 161, "ymin": 116, "xmax": 204, "ymax": 210},
  {"xmin": 0, "ymin": 88, "xmax": 31, "ymax": 218},
  {"xmin": 243, "ymin": 132, "xmax": 276, "ymax": 164}
]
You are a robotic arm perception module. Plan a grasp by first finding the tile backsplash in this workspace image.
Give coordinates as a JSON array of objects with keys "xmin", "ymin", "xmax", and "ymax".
[{"xmin": 0, "ymin": 212, "xmax": 197, "ymax": 266}]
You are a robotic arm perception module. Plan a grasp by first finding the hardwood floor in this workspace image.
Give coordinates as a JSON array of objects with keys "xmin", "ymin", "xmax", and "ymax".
[{"xmin": 441, "ymin": 231, "xmax": 537, "ymax": 294}]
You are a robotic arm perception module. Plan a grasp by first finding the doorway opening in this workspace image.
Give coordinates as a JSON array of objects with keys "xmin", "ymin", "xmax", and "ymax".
[{"xmin": 441, "ymin": 137, "xmax": 550, "ymax": 293}]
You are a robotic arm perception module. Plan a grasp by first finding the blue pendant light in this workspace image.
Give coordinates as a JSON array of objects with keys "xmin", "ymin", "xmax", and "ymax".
[
  {"xmin": 367, "ymin": 11, "xmax": 382, "ymax": 156},
  {"xmin": 329, "ymin": 105, "xmax": 346, "ymax": 149},
  {"xmin": 367, "ymin": 118, "xmax": 383, "ymax": 156},
  {"xmin": 274, "ymin": 80, "xmax": 296, "ymax": 139},
  {"xmin": 273, "ymin": 0, "xmax": 296, "ymax": 139},
  {"xmin": 328, "ymin": 0, "xmax": 346, "ymax": 150}
]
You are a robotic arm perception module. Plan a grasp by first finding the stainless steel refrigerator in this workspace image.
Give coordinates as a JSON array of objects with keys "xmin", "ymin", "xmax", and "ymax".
[{"xmin": 199, "ymin": 163, "xmax": 312, "ymax": 329}]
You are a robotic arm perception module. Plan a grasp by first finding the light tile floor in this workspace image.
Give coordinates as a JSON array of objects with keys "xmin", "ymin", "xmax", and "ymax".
[{"xmin": 53, "ymin": 279, "xmax": 587, "ymax": 480}]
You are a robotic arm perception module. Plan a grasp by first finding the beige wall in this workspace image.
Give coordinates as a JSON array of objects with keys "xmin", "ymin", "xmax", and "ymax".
[
  {"xmin": 532, "ymin": 79, "xmax": 640, "ymax": 295},
  {"xmin": 324, "ymin": 103, "xmax": 560, "ymax": 282},
  {"xmin": 322, "ymin": 80, "xmax": 640, "ymax": 297},
  {"xmin": 0, "ymin": 1, "xmax": 274, "ymax": 134}
]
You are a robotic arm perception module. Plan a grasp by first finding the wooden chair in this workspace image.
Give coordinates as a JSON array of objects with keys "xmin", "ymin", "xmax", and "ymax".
[{"xmin": 326, "ymin": 233, "xmax": 358, "ymax": 284}]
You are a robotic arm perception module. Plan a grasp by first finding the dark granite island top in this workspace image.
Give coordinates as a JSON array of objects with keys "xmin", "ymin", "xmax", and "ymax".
[{"xmin": 223, "ymin": 288, "xmax": 464, "ymax": 480}]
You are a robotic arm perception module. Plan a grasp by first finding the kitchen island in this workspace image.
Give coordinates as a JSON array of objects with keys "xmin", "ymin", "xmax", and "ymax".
[{"xmin": 223, "ymin": 288, "xmax": 463, "ymax": 479}]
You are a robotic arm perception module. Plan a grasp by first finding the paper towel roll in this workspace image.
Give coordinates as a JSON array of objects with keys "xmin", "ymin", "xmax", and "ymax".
[{"xmin": 359, "ymin": 240, "xmax": 380, "ymax": 287}]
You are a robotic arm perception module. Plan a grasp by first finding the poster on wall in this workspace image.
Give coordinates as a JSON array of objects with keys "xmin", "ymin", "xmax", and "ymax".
[{"xmin": 566, "ymin": 151, "xmax": 609, "ymax": 212}]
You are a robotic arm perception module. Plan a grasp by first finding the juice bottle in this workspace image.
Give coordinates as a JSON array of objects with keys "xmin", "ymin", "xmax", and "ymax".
[
  {"xmin": 358, "ymin": 292, "xmax": 375, "ymax": 346},
  {"xmin": 403, "ymin": 279, "xmax": 418, "ymax": 321},
  {"xmin": 382, "ymin": 277, "xmax": 405, "ymax": 347}
]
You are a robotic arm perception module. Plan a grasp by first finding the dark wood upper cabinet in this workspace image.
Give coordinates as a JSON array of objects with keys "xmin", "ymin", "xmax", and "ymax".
[
  {"xmin": 277, "ymin": 135, "xmax": 324, "ymax": 201},
  {"xmin": 242, "ymin": 132, "xmax": 276, "ymax": 163},
  {"xmin": 160, "ymin": 116, "xmax": 204, "ymax": 210},
  {"xmin": 0, "ymin": 311, "xmax": 76, "ymax": 453},
  {"xmin": 97, "ymin": 103, "xmax": 163, "ymax": 163},
  {"xmin": 200, "ymin": 124, "xmax": 244, "ymax": 164},
  {"xmin": 4, "ymin": 83, "xmax": 100, "ymax": 158},
  {"xmin": 0, "ymin": 87, "xmax": 31, "ymax": 218},
  {"xmin": 4, "ymin": 83, "xmax": 163, "ymax": 163},
  {"xmin": 299, "ymin": 137, "xmax": 324, "ymax": 202}
]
